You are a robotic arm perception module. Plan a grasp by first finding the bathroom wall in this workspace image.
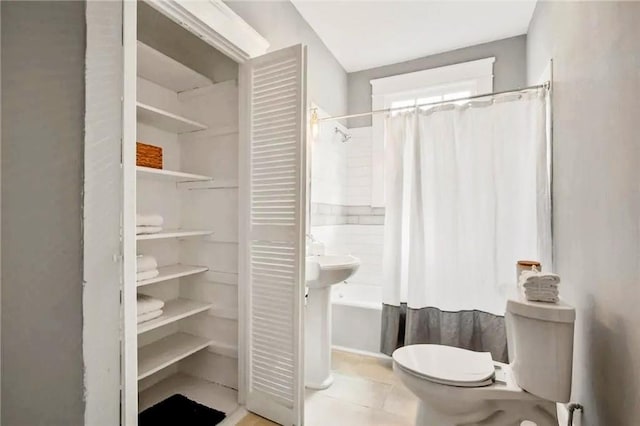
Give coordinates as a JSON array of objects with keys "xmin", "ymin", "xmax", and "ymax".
[
  {"xmin": 309, "ymin": 112, "xmax": 349, "ymax": 256},
  {"xmin": 1, "ymin": 2, "xmax": 86, "ymax": 424},
  {"xmin": 527, "ymin": 2, "xmax": 640, "ymax": 424},
  {"xmin": 226, "ymin": 0, "xmax": 348, "ymax": 118},
  {"xmin": 347, "ymin": 35, "xmax": 527, "ymax": 128}
]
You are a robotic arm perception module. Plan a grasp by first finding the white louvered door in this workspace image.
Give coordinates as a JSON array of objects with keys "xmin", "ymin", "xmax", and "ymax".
[{"xmin": 240, "ymin": 44, "xmax": 307, "ymax": 425}]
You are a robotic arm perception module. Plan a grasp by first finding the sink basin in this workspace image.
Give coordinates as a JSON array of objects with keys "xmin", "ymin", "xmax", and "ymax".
[{"xmin": 306, "ymin": 255, "xmax": 360, "ymax": 288}]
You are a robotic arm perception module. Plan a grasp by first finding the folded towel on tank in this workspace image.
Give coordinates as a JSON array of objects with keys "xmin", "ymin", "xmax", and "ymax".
[
  {"xmin": 137, "ymin": 214, "xmax": 164, "ymax": 227},
  {"xmin": 523, "ymin": 281, "xmax": 558, "ymax": 291},
  {"xmin": 136, "ymin": 255, "xmax": 158, "ymax": 273},
  {"xmin": 137, "ymin": 294, "xmax": 165, "ymax": 315},
  {"xmin": 525, "ymin": 293, "xmax": 559, "ymax": 303},
  {"xmin": 136, "ymin": 269, "xmax": 159, "ymax": 282},
  {"xmin": 136, "ymin": 226, "xmax": 162, "ymax": 235},
  {"xmin": 521, "ymin": 271, "xmax": 561, "ymax": 286},
  {"xmin": 137, "ymin": 309, "xmax": 163, "ymax": 324}
]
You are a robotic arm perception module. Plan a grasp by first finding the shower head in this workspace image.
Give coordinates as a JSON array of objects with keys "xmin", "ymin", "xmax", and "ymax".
[{"xmin": 335, "ymin": 127, "xmax": 351, "ymax": 143}]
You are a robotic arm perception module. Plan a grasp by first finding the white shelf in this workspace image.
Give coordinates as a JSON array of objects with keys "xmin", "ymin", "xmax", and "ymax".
[
  {"xmin": 177, "ymin": 178, "xmax": 239, "ymax": 190},
  {"xmin": 138, "ymin": 373, "xmax": 238, "ymax": 414},
  {"xmin": 136, "ymin": 229, "xmax": 213, "ymax": 241},
  {"xmin": 137, "ymin": 102, "xmax": 207, "ymax": 134},
  {"xmin": 138, "ymin": 298, "xmax": 213, "ymax": 334},
  {"xmin": 137, "ymin": 41, "xmax": 212, "ymax": 92},
  {"xmin": 137, "ymin": 264, "xmax": 208, "ymax": 287},
  {"xmin": 138, "ymin": 332, "xmax": 213, "ymax": 380},
  {"xmin": 136, "ymin": 166, "xmax": 213, "ymax": 182}
]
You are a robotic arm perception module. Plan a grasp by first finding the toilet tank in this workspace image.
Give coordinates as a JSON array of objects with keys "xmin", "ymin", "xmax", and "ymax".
[{"xmin": 505, "ymin": 293, "xmax": 575, "ymax": 402}]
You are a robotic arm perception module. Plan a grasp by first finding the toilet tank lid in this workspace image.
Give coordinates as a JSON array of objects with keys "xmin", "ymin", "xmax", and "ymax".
[{"xmin": 507, "ymin": 293, "xmax": 575, "ymax": 323}]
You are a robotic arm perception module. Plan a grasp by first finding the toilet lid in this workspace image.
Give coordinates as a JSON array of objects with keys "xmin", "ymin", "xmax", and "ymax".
[{"xmin": 393, "ymin": 344, "xmax": 495, "ymax": 387}]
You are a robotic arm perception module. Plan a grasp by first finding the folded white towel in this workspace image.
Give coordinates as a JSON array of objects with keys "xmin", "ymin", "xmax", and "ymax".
[
  {"xmin": 136, "ymin": 255, "xmax": 158, "ymax": 273},
  {"xmin": 137, "ymin": 214, "xmax": 164, "ymax": 227},
  {"xmin": 524, "ymin": 284, "xmax": 559, "ymax": 303},
  {"xmin": 137, "ymin": 309, "xmax": 163, "ymax": 324},
  {"xmin": 522, "ymin": 272, "xmax": 561, "ymax": 286},
  {"xmin": 136, "ymin": 226, "xmax": 162, "ymax": 235},
  {"xmin": 525, "ymin": 288, "xmax": 558, "ymax": 297},
  {"xmin": 137, "ymin": 269, "xmax": 159, "ymax": 282},
  {"xmin": 525, "ymin": 294, "xmax": 559, "ymax": 303},
  {"xmin": 523, "ymin": 281, "xmax": 558, "ymax": 290},
  {"xmin": 137, "ymin": 294, "xmax": 165, "ymax": 315}
]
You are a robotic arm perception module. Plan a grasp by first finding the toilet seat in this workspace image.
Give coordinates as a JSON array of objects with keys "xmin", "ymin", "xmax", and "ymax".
[{"xmin": 393, "ymin": 344, "xmax": 495, "ymax": 387}]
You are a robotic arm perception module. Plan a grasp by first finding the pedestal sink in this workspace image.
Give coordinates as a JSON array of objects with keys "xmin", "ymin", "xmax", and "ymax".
[{"xmin": 305, "ymin": 254, "xmax": 360, "ymax": 389}]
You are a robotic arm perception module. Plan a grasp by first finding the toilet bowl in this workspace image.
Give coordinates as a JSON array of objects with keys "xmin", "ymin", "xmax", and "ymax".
[{"xmin": 392, "ymin": 294, "xmax": 575, "ymax": 426}]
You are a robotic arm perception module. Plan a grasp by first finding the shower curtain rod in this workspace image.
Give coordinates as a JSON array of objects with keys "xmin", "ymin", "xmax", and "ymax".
[{"xmin": 316, "ymin": 81, "xmax": 551, "ymax": 122}]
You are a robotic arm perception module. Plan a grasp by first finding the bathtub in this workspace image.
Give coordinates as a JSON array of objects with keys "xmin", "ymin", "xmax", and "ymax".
[{"xmin": 331, "ymin": 283, "xmax": 384, "ymax": 355}]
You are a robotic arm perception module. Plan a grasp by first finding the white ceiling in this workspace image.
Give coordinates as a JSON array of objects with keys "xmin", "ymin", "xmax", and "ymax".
[{"xmin": 291, "ymin": 0, "xmax": 537, "ymax": 73}]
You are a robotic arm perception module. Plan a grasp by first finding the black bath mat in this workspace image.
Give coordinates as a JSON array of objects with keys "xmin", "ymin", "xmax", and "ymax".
[{"xmin": 139, "ymin": 394, "xmax": 226, "ymax": 426}]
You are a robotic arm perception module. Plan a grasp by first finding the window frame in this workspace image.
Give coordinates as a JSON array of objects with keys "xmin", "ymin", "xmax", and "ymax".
[{"xmin": 369, "ymin": 57, "xmax": 495, "ymax": 207}]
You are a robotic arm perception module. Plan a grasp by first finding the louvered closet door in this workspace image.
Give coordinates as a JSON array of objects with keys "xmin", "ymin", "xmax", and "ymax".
[{"xmin": 242, "ymin": 44, "xmax": 307, "ymax": 425}]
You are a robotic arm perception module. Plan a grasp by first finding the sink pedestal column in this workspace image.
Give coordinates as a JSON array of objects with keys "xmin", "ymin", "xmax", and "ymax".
[{"xmin": 305, "ymin": 285, "xmax": 334, "ymax": 389}]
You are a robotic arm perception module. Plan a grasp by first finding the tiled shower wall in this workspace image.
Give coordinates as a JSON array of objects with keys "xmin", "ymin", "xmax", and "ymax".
[{"xmin": 310, "ymin": 126, "xmax": 384, "ymax": 288}]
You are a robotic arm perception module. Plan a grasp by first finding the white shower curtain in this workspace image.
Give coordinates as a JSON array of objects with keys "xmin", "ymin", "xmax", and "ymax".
[{"xmin": 381, "ymin": 90, "xmax": 550, "ymax": 359}]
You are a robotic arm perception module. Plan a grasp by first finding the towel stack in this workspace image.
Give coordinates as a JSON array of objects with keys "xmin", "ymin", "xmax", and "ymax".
[
  {"xmin": 137, "ymin": 255, "xmax": 159, "ymax": 282},
  {"xmin": 136, "ymin": 214, "xmax": 164, "ymax": 235},
  {"xmin": 137, "ymin": 294, "xmax": 165, "ymax": 324},
  {"xmin": 519, "ymin": 270, "xmax": 561, "ymax": 303}
]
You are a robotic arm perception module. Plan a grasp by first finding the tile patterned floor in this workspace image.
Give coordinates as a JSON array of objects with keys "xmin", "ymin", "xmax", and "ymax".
[{"xmin": 236, "ymin": 349, "xmax": 419, "ymax": 425}]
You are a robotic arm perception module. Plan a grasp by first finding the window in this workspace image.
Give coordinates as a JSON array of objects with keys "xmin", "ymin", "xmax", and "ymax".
[{"xmin": 369, "ymin": 57, "xmax": 495, "ymax": 206}]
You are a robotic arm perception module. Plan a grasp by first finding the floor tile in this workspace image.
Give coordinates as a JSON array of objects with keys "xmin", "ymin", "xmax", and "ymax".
[
  {"xmin": 236, "ymin": 413, "xmax": 279, "ymax": 426},
  {"xmin": 352, "ymin": 356, "xmax": 397, "ymax": 385},
  {"xmin": 382, "ymin": 382, "xmax": 420, "ymax": 421},
  {"xmin": 332, "ymin": 349, "xmax": 397, "ymax": 385},
  {"xmin": 314, "ymin": 371, "xmax": 392, "ymax": 409},
  {"xmin": 305, "ymin": 392, "xmax": 412, "ymax": 426}
]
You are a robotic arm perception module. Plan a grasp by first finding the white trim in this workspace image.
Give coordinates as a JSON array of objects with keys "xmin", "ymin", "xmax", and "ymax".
[
  {"xmin": 370, "ymin": 57, "xmax": 495, "ymax": 207},
  {"xmin": 122, "ymin": 2, "xmax": 138, "ymax": 424},
  {"xmin": 237, "ymin": 58, "xmax": 249, "ymax": 409},
  {"xmin": 371, "ymin": 57, "xmax": 495, "ymax": 96},
  {"xmin": 557, "ymin": 403, "xmax": 570, "ymax": 426},
  {"xmin": 331, "ymin": 345, "xmax": 391, "ymax": 361},
  {"xmin": 143, "ymin": 0, "xmax": 269, "ymax": 63},
  {"xmin": 219, "ymin": 406, "xmax": 249, "ymax": 426}
]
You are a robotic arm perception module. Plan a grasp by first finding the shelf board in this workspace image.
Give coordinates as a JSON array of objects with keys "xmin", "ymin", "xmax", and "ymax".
[
  {"xmin": 138, "ymin": 332, "xmax": 213, "ymax": 380},
  {"xmin": 136, "ymin": 166, "xmax": 213, "ymax": 182},
  {"xmin": 137, "ymin": 264, "xmax": 208, "ymax": 287},
  {"xmin": 138, "ymin": 373, "xmax": 238, "ymax": 414},
  {"xmin": 138, "ymin": 298, "xmax": 213, "ymax": 334},
  {"xmin": 177, "ymin": 178, "xmax": 239, "ymax": 190},
  {"xmin": 136, "ymin": 229, "xmax": 213, "ymax": 241},
  {"xmin": 137, "ymin": 41, "xmax": 212, "ymax": 92},
  {"xmin": 137, "ymin": 102, "xmax": 207, "ymax": 134}
]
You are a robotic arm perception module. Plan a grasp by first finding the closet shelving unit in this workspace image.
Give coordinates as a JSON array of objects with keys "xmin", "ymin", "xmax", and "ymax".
[
  {"xmin": 134, "ymin": 36, "xmax": 241, "ymax": 416},
  {"xmin": 117, "ymin": 2, "xmax": 307, "ymax": 424}
]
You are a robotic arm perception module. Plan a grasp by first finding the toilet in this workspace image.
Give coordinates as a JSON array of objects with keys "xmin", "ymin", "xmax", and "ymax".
[{"xmin": 392, "ymin": 292, "xmax": 576, "ymax": 426}]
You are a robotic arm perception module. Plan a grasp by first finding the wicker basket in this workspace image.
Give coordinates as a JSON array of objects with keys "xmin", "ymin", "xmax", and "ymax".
[{"xmin": 136, "ymin": 142, "xmax": 163, "ymax": 169}]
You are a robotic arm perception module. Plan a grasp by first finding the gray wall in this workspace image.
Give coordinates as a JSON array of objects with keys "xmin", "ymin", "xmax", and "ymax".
[
  {"xmin": 347, "ymin": 35, "xmax": 527, "ymax": 128},
  {"xmin": 1, "ymin": 2, "xmax": 86, "ymax": 425},
  {"xmin": 527, "ymin": 2, "xmax": 640, "ymax": 425},
  {"xmin": 226, "ymin": 0, "xmax": 348, "ymax": 118}
]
